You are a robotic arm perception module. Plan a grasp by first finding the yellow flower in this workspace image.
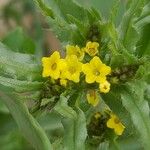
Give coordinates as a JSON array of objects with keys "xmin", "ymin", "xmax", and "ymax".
[
  {"xmin": 82, "ymin": 56, "xmax": 111, "ymax": 84},
  {"xmin": 94, "ymin": 112, "xmax": 101, "ymax": 119},
  {"xmin": 99, "ymin": 80, "xmax": 110, "ymax": 93},
  {"xmin": 107, "ymin": 114, "xmax": 125, "ymax": 135},
  {"xmin": 60, "ymin": 79, "xmax": 67, "ymax": 87},
  {"xmin": 66, "ymin": 45, "xmax": 85, "ymax": 61},
  {"xmin": 42, "ymin": 51, "xmax": 65, "ymax": 79},
  {"xmin": 84, "ymin": 41, "xmax": 99, "ymax": 56},
  {"xmin": 86, "ymin": 90, "xmax": 99, "ymax": 107},
  {"xmin": 61, "ymin": 55, "xmax": 82, "ymax": 83}
]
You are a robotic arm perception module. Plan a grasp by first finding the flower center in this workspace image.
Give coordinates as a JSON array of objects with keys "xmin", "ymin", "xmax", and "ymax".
[
  {"xmin": 89, "ymin": 48, "xmax": 96, "ymax": 55},
  {"xmin": 76, "ymin": 51, "xmax": 81, "ymax": 57},
  {"xmin": 89, "ymin": 90, "xmax": 96, "ymax": 98},
  {"xmin": 69, "ymin": 67, "xmax": 76, "ymax": 74},
  {"xmin": 114, "ymin": 118, "xmax": 120, "ymax": 124},
  {"xmin": 103, "ymin": 85, "xmax": 108, "ymax": 90},
  {"xmin": 51, "ymin": 63, "xmax": 57, "ymax": 70},
  {"xmin": 93, "ymin": 69, "xmax": 100, "ymax": 76}
]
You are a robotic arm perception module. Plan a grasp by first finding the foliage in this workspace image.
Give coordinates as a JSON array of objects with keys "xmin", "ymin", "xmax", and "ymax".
[{"xmin": 0, "ymin": 0, "xmax": 150, "ymax": 150}]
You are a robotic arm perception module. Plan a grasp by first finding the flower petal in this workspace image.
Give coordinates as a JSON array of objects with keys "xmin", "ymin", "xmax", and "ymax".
[
  {"xmin": 86, "ymin": 74, "xmax": 96, "ymax": 83},
  {"xmin": 107, "ymin": 117, "xmax": 116, "ymax": 129},
  {"xmin": 96, "ymin": 75, "xmax": 106, "ymax": 83},
  {"xmin": 90, "ymin": 56, "xmax": 102, "ymax": 68},
  {"xmin": 100, "ymin": 64, "xmax": 111, "ymax": 76},
  {"xmin": 82, "ymin": 63, "xmax": 90, "ymax": 74},
  {"xmin": 50, "ymin": 69, "xmax": 60, "ymax": 79},
  {"xmin": 114, "ymin": 123, "xmax": 125, "ymax": 135}
]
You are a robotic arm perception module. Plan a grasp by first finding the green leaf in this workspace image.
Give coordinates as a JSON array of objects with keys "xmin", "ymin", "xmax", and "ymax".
[
  {"xmin": 0, "ymin": 85, "xmax": 52, "ymax": 150},
  {"xmin": 54, "ymin": 95, "xmax": 77, "ymax": 119},
  {"xmin": 0, "ymin": 100, "xmax": 9, "ymax": 114},
  {"xmin": 0, "ymin": 130, "xmax": 33, "ymax": 150},
  {"xmin": 87, "ymin": 7, "xmax": 102, "ymax": 23},
  {"xmin": 34, "ymin": 0, "xmax": 98, "ymax": 46},
  {"xmin": 0, "ymin": 75, "xmax": 42, "ymax": 102},
  {"xmin": 62, "ymin": 109, "xmax": 87, "ymax": 150},
  {"xmin": 38, "ymin": 112, "xmax": 62, "ymax": 131},
  {"xmin": 110, "ymin": 54, "xmax": 125, "ymax": 68},
  {"xmin": 47, "ymin": 16, "xmax": 87, "ymax": 46},
  {"xmin": 135, "ymin": 62, "xmax": 150, "ymax": 81},
  {"xmin": 103, "ymin": 22, "xmax": 137, "ymax": 67},
  {"xmin": 134, "ymin": 2, "xmax": 150, "ymax": 57},
  {"xmin": 74, "ymin": 108, "xmax": 87, "ymax": 150},
  {"xmin": 119, "ymin": 0, "xmax": 143, "ymax": 40},
  {"xmin": 0, "ymin": 112, "xmax": 33, "ymax": 150},
  {"xmin": 117, "ymin": 136, "xmax": 143, "ymax": 150},
  {"xmin": 102, "ymin": 87, "xmax": 135, "ymax": 138},
  {"xmin": 40, "ymin": 98, "xmax": 54, "ymax": 107},
  {"xmin": 121, "ymin": 81, "xmax": 150, "ymax": 150},
  {"xmin": 54, "ymin": 0, "xmax": 87, "ymax": 22},
  {"xmin": 98, "ymin": 141, "xmax": 109, "ymax": 150},
  {"xmin": 2, "ymin": 27, "xmax": 36, "ymax": 54},
  {"xmin": 119, "ymin": 0, "xmax": 144, "ymax": 52},
  {"xmin": 66, "ymin": 14, "xmax": 87, "ymax": 39},
  {"xmin": 55, "ymin": 96, "xmax": 87, "ymax": 150},
  {"xmin": 135, "ymin": 1, "xmax": 150, "ymax": 29},
  {"xmin": 136, "ymin": 24, "xmax": 150, "ymax": 57},
  {"xmin": 47, "ymin": 17, "xmax": 72, "ymax": 44},
  {"xmin": 0, "ymin": 76, "xmax": 42, "ymax": 93},
  {"xmin": 83, "ymin": 0, "xmax": 115, "ymax": 19},
  {"xmin": 33, "ymin": 0, "xmax": 55, "ymax": 19},
  {"xmin": 0, "ymin": 42, "xmax": 42, "ymax": 81}
]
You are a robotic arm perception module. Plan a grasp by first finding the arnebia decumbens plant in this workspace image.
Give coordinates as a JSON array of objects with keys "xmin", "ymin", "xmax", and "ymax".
[{"xmin": 0, "ymin": 0, "xmax": 150, "ymax": 150}]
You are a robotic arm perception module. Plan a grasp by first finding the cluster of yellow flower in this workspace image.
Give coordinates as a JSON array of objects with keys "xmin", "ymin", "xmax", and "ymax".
[
  {"xmin": 42, "ymin": 41, "xmax": 125, "ymax": 136},
  {"xmin": 42, "ymin": 41, "xmax": 111, "ymax": 94}
]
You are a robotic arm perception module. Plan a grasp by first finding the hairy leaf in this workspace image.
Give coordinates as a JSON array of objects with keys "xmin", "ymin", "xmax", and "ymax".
[
  {"xmin": 2, "ymin": 27, "xmax": 35, "ymax": 54},
  {"xmin": 54, "ymin": 0, "xmax": 87, "ymax": 22},
  {"xmin": 34, "ymin": 0, "xmax": 55, "ymax": 19},
  {"xmin": 55, "ymin": 96, "xmax": 87, "ymax": 150},
  {"xmin": 0, "ymin": 85, "xmax": 52, "ymax": 150},
  {"xmin": 0, "ymin": 42, "xmax": 42, "ymax": 81},
  {"xmin": 119, "ymin": 0, "xmax": 144, "ymax": 52},
  {"xmin": 135, "ymin": 1, "xmax": 150, "ymax": 29},
  {"xmin": 0, "ymin": 76, "xmax": 42, "ymax": 93},
  {"xmin": 54, "ymin": 96, "xmax": 77, "ymax": 119},
  {"xmin": 121, "ymin": 81, "xmax": 150, "ymax": 150}
]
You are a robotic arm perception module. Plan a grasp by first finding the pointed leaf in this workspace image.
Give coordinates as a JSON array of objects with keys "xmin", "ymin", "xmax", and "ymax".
[
  {"xmin": 0, "ymin": 85, "xmax": 52, "ymax": 150},
  {"xmin": 54, "ymin": 0, "xmax": 87, "ymax": 22},
  {"xmin": 121, "ymin": 81, "xmax": 150, "ymax": 150},
  {"xmin": 135, "ymin": 1, "xmax": 150, "ymax": 29},
  {"xmin": 119, "ymin": 0, "xmax": 144, "ymax": 52},
  {"xmin": 34, "ymin": 0, "xmax": 55, "ymax": 19},
  {"xmin": 2, "ymin": 27, "xmax": 35, "ymax": 54},
  {"xmin": 55, "ymin": 96, "xmax": 87, "ymax": 150},
  {"xmin": 0, "ymin": 42, "xmax": 42, "ymax": 81}
]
